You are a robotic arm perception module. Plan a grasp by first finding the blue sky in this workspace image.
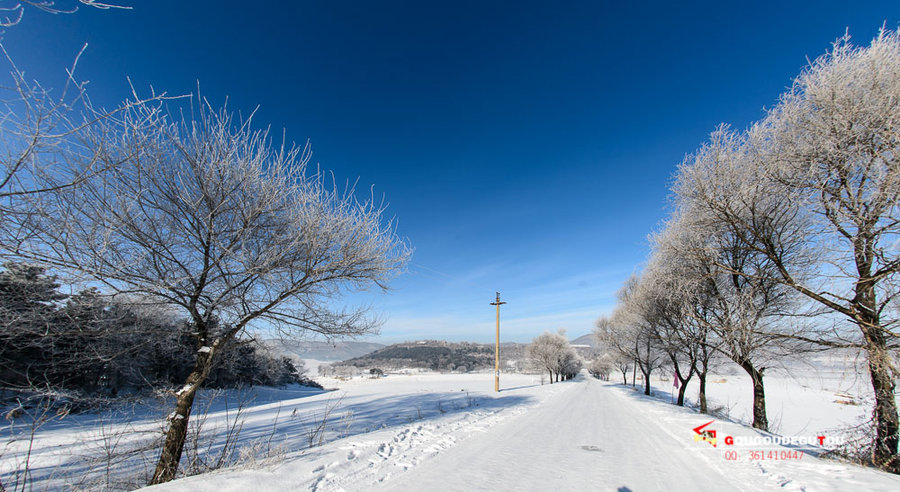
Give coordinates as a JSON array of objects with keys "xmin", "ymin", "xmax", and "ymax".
[{"xmin": 4, "ymin": 1, "xmax": 898, "ymax": 343}]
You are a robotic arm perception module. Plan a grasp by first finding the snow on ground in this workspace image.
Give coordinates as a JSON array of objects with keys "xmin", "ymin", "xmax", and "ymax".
[
  {"xmin": 146, "ymin": 374, "xmax": 900, "ymax": 492},
  {"xmin": 300, "ymin": 359, "xmax": 331, "ymax": 375},
  {"xmin": 1, "ymin": 373, "xmax": 549, "ymax": 490},
  {"xmin": 4, "ymin": 359, "xmax": 900, "ymax": 491},
  {"xmin": 598, "ymin": 381, "xmax": 900, "ymax": 492},
  {"xmin": 1, "ymin": 384, "xmax": 328, "ymax": 490},
  {"xmin": 639, "ymin": 350, "xmax": 887, "ymax": 442},
  {"xmin": 144, "ymin": 373, "xmax": 558, "ymax": 491}
]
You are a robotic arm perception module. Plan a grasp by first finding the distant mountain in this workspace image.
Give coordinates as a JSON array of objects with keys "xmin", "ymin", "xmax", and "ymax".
[
  {"xmin": 265, "ymin": 339, "xmax": 385, "ymax": 362},
  {"xmin": 323, "ymin": 340, "xmax": 529, "ymax": 374},
  {"xmin": 569, "ymin": 333, "xmax": 602, "ymax": 360},
  {"xmin": 570, "ymin": 333, "xmax": 598, "ymax": 348}
]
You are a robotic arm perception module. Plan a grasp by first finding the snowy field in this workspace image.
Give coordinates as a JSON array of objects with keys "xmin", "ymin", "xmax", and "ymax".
[
  {"xmin": 641, "ymin": 350, "xmax": 884, "ymax": 440},
  {"xmin": 3, "ymin": 362, "xmax": 900, "ymax": 491},
  {"xmin": 1, "ymin": 373, "xmax": 552, "ymax": 490}
]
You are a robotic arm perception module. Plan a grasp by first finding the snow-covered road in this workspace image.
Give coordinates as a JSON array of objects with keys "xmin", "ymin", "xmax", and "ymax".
[
  {"xmin": 379, "ymin": 375, "xmax": 739, "ymax": 491},
  {"xmin": 145, "ymin": 373, "xmax": 900, "ymax": 492}
]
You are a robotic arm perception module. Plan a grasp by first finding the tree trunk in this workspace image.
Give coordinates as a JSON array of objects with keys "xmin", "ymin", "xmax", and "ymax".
[
  {"xmin": 150, "ymin": 384, "xmax": 199, "ymax": 484},
  {"xmin": 697, "ymin": 351, "xmax": 709, "ymax": 414},
  {"xmin": 698, "ymin": 373, "xmax": 708, "ymax": 413},
  {"xmin": 751, "ymin": 374, "xmax": 767, "ymax": 430},
  {"xmin": 631, "ymin": 360, "xmax": 637, "ymax": 387},
  {"xmin": 676, "ymin": 378, "xmax": 689, "ymax": 406},
  {"xmin": 621, "ymin": 369, "xmax": 627, "ymax": 385},
  {"xmin": 864, "ymin": 329, "xmax": 900, "ymax": 471},
  {"xmin": 698, "ymin": 361, "xmax": 708, "ymax": 414},
  {"xmin": 671, "ymin": 356, "xmax": 692, "ymax": 407},
  {"xmin": 149, "ymin": 341, "xmax": 216, "ymax": 485},
  {"xmin": 642, "ymin": 369, "xmax": 651, "ymax": 395},
  {"xmin": 852, "ymin": 242, "xmax": 899, "ymax": 472},
  {"xmin": 739, "ymin": 360, "xmax": 767, "ymax": 431}
]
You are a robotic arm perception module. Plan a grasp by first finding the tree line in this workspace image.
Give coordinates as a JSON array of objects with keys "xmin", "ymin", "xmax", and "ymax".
[
  {"xmin": 324, "ymin": 340, "xmax": 531, "ymax": 375},
  {"xmin": 0, "ymin": 262, "xmax": 317, "ymax": 407},
  {"xmin": 595, "ymin": 29, "xmax": 900, "ymax": 473},
  {"xmin": 526, "ymin": 331, "xmax": 583, "ymax": 383}
]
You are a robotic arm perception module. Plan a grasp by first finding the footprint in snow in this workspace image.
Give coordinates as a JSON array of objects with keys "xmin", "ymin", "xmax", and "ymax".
[
  {"xmin": 377, "ymin": 443, "xmax": 394, "ymax": 458},
  {"xmin": 394, "ymin": 429, "xmax": 410, "ymax": 443}
]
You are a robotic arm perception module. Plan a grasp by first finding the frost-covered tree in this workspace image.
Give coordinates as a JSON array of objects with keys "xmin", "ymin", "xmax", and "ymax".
[
  {"xmin": 0, "ymin": 0, "xmax": 127, "ymax": 30},
  {"xmin": 526, "ymin": 331, "xmax": 571, "ymax": 384},
  {"xmin": 592, "ymin": 327, "xmax": 633, "ymax": 385},
  {"xmin": 627, "ymin": 258, "xmax": 701, "ymax": 407},
  {"xmin": 674, "ymin": 29, "xmax": 900, "ymax": 468},
  {"xmin": 588, "ymin": 358, "xmax": 610, "ymax": 380},
  {"xmin": 19, "ymin": 97, "xmax": 410, "ymax": 484},
  {"xmin": 760, "ymin": 30, "xmax": 900, "ymax": 470},
  {"xmin": 595, "ymin": 287, "xmax": 665, "ymax": 397},
  {"xmin": 559, "ymin": 347, "xmax": 582, "ymax": 380},
  {"xmin": 0, "ymin": 262, "xmax": 66, "ymax": 389},
  {"xmin": 609, "ymin": 352, "xmax": 631, "ymax": 385},
  {"xmin": 675, "ymin": 138, "xmax": 805, "ymax": 431},
  {"xmin": 0, "ymin": 265, "xmax": 149, "ymax": 395},
  {"xmin": 647, "ymin": 216, "xmax": 730, "ymax": 413},
  {"xmin": 0, "ymin": 46, "xmax": 165, "ymax": 263}
]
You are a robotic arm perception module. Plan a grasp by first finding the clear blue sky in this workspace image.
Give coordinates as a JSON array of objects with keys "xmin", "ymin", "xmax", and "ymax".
[{"xmin": 4, "ymin": 1, "xmax": 898, "ymax": 343}]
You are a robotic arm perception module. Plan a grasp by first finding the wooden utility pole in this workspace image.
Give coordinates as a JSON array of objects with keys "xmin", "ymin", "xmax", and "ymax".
[{"xmin": 490, "ymin": 292, "xmax": 506, "ymax": 392}]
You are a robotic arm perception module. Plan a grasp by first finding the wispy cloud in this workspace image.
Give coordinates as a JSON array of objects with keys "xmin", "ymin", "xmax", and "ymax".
[
  {"xmin": 344, "ymin": 257, "xmax": 632, "ymax": 344},
  {"xmin": 378, "ymin": 303, "xmax": 616, "ymax": 344}
]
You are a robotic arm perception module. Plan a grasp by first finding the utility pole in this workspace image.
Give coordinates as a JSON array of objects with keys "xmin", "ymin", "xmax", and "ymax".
[{"xmin": 490, "ymin": 292, "xmax": 506, "ymax": 392}]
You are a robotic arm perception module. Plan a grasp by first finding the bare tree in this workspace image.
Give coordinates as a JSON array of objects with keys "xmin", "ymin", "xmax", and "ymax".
[
  {"xmin": 595, "ymin": 286, "xmax": 665, "ymax": 397},
  {"xmin": 677, "ymin": 277, "xmax": 721, "ymax": 415},
  {"xmin": 675, "ymin": 132, "xmax": 810, "ymax": 431},
  {"xmin": 559, "ymin": 346, "xmax": 582, "ymax": 380},
  {"xmin": 761, "ymin": 29, "xmax": 900, "ymax": 471},
  {"xmin": 526, "ymin": 331, "xmax": 571, "ymax": 384},
  {"xmin": 629, "ymin": 257, "xmax": 701, "ymax": 407},
  {"xmin": 18, "ymin": 96, "xmax": 410, "ymax": 484},
  {"xmin": 647, "ymin": 216, "xmax": 731, "ymax": 413},
  {"xmin": 674, "ymin": 29, "xmax": 900, "ymax": 469},
  {"xmin": 593, "ymin": 321, "xmax": 633, "ymax": 385},
  {"xmin": 588, "ymin": 357, "xmax": 611, "ymax": 380},
  {"xmin": 0, "ymin": 45, "xmax": 167, "ymax": 260},
  {"xmin": 0, "ymin": 0, "xmax": 128, "ymax": 29},
  {"xmin": 609, "ymin": 352, "xmax": 630, "ymax": 385},
  {"xmin": 0, "ymin": 9, "xmax": 165, "ymax": 395},
  {"xmin": 0, "ymin": 0, "xmax": 143, "ymax": 216}
]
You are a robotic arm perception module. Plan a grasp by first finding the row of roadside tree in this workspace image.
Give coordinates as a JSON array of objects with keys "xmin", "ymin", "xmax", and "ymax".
[
  {"xmin": 595, "ymin": 29, "xmax": 900, "ymax": 473},
  {"xmin": 526, "ymin": 331, "xmax": 583, "ymax": 383}
]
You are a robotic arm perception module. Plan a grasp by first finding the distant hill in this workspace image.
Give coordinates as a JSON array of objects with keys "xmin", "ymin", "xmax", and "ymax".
[
  {"xmin": 265, "ymin": 339, "xmax": 385, "ymax": 362},
  {"xmin": 322, "ymin": 340, "xmax": 530, "ymax": 375},
  {"xmin": 570, "ymin": 333, "xmax": 598, "ymax": 348},
  {"xmin": 570, "ymin": 333, "xmax": 602, "ymax": 359}
]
